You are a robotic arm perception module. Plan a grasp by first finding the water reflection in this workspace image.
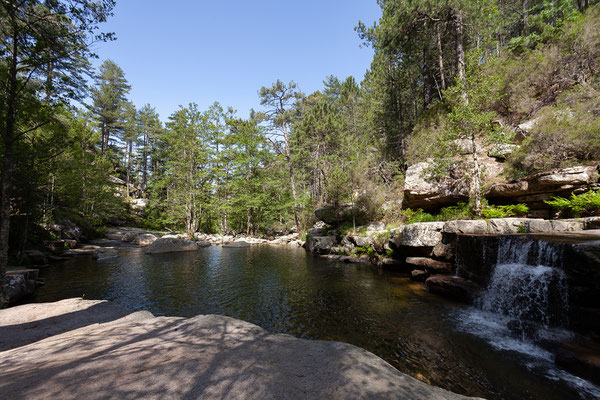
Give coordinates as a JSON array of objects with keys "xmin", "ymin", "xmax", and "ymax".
[{"xmin": 33, "ymin": 245, "xmax": 590, "ymax": 400}]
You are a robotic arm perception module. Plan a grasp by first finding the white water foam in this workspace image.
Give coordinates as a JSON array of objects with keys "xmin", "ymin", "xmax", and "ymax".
[{"xmin": 454, "ymin": 236, "xmax": 600, "ymax": 397}]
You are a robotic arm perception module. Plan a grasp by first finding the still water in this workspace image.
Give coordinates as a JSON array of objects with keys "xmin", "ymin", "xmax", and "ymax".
[{"xmin": 32, "ymin": 245, "xmax": 594, "ymax": 399}]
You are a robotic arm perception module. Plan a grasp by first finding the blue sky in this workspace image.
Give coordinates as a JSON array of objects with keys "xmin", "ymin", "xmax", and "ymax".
[{"xmin": 90, "ymin": 0, "xmax": 381, "ymax": 120}]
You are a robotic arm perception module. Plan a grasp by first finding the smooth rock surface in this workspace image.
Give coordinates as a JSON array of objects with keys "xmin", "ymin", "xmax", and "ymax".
[
  {"xmin": 134, "ymin": 233, "xmax": 158, "ymax": 246},
  {"xmin": 0, "ymin": 299, "xmax": 478, "ymax": 400}
]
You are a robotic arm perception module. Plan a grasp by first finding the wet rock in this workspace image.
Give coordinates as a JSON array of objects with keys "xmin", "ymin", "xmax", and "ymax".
[
  {"xmin": 406, "ymin": 257, "xmax": 453, "ymax": 274},
  {"xmin": 22, "ymin": 250, "xmax": 48, "ymax": 265},
  {"xmin": 304, "ymin": 235, "xmax": 338, "ymax": 254},
  {"xmin": 92, "ymin": 247, "xmax": 118, "ymax": 261},
  {"xmin": 554, "ymin": 340, "xmax": 600, "ymax": 385},
  {"xmin": 223, "ymin": 241, "xmax": 251, "ymax": 248},
  {"xmin": 378, "ymin": 258, "xmax": 403, "ymax": 268},
  {"xmin": 425, "ymin": 275, "xmax": 481, "ymax": 303},
  {"xmin": 145, "ymin": 238, "xmax": 198, "ymax": 254},
  {"xmin": 196, "ymin": 240, "xmax": 211, "ymax": 247},
  {"xmin": 411, "ymin": 269, "xmax": 429, "ymax": 282}
]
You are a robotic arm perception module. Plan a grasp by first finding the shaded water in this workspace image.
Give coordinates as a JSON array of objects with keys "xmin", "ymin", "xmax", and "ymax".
[{"xmin": 32, "ymin": 245, "xmax": 594, "ymax": 399}]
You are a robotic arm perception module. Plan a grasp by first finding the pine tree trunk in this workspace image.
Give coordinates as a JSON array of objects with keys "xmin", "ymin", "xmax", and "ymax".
[
  {"xmin": 437, "ymin": 22, "xmax": 446, "ymax": 91},
  {"xmin": 126, "ymin": 140, "xmax": 132, "ymax": 198},
  {"xmin": 455, "ymin": 11, "xmax": 466, "ymax": 84},
  {"xmin": 471, "ymin": 132, "xmax": 482, "ymax": 216},
  {"xmin": 142, "ymin": 129, "xmax": 148, "ymax": 192},
  {"xmin": 282, "ymin": 123, "xmax": 299, "ymax": 228}
]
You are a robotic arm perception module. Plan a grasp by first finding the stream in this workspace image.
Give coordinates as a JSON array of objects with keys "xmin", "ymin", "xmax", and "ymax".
[{"xmin": 31, "ymin": 244, "xmax": 599, "ymax": 399}]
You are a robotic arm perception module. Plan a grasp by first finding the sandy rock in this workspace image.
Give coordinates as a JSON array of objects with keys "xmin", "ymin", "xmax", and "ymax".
[
  {"xmin": 403, "ymin": 162, "xmax": 470, "ymax": 210},
  {"xmin": 402, "ymin": 222, "xmax": 445, "ymax": 247},
  {"xmin": 134, "ymin": 233, "xmax": 158, "ymax": 246},
  {"xmin": 443, "ymin": 220, "xmax": 488, "ymax": 235},
  {"xmin": 145, "ymin": 238, "xmax": 198, "ymax": 254}
]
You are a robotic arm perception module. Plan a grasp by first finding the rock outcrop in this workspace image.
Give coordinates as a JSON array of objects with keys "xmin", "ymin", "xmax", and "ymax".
[
  {"xmin": 486, "ymin": 165, "xmax": 599, "ymax": 217},
  {"xmin": 403, "ymin": 162, "xmax": 470, "ymax": 211},
  {"xmin": 0, "ymin": 299, "xmax": 478, "ymax": 400},
  {"xmin": 145, "ymin": 238, "xmax": 199, "ymax": 254}
]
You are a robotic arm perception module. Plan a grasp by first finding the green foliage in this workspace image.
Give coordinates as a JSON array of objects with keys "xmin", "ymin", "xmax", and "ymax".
[
  {"xmin": 400, "ymin": 208, "xmax": 436, "ymax": 224},
  {"xmin": 481, "ymin": 203, "xmax": 529, "ymax": 218},
  {"xmin": 545, "ymin": 190, "xmax": 600, "ymax": 215},
  {"xmin": 438, "ymin": 203, "xmax": 473, "ymax": 221}
]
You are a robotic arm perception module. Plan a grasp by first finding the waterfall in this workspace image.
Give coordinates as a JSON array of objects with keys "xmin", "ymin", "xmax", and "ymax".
[{"xmin": 476, "ymin": 237, "xmax": 569, "ymax": 336}]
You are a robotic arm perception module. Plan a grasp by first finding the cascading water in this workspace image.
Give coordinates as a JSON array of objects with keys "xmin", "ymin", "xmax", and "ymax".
[
  {"xmin": 455, "ymin": 236, "xmax": 600, "ymax": 398},
  {"xmin": 476, "ymin": 237, "xmax": 569, "ymax": 337}
]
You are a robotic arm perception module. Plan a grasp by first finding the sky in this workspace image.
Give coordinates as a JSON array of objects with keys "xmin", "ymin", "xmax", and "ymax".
[{"xmin": 89, "ymin": 0, "xmax": 381, "ymax": 121}]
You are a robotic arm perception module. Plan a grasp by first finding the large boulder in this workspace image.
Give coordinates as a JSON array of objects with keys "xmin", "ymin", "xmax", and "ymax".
[
  {"xmin": 304, "ymin": 235, "xmax": 338, "ymax": 255},
  {"xmin": 134, "ymin": 233, "xmax": 158, "ymax": 246},
  {"xmin": 2, "ymin": 269, "xmax": 39, "ymax": 304},
  {"xmin": 145, "ymin": 238, "xmax": 198, "ymax": 254},
  {"xmin": 403, "ymin": 162, "xmax": 470, "ymax": 211}
]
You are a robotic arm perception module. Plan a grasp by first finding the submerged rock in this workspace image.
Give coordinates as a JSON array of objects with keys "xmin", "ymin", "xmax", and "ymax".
[
  {"xmin": 92, "ymin": 247, "xmax": 118, "ymax": 261},
  {"xmin": 425, "ymin": 275, "xmax": 481, "ymax": 303},
  {"xmin": 145, "ymin": 238, "xmax": 198, "ymax": 254},
  {"xmin": 223, "ymin": 241, "xmax": 251, "ymax": 248},
  {"xmin": 0, "ymin": 299, "xmax": 478, "ymax": 400}
]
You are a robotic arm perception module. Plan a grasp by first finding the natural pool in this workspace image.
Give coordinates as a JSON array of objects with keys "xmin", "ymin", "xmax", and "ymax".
[{"xmin": 32, "ymin": 244, "xmax": 598, "ymax": 399}]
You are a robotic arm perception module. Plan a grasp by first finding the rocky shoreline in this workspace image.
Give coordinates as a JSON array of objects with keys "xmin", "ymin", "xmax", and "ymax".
[{"xmin": 0, "ymin": 298, "xmax": 480, "ymax": 400}]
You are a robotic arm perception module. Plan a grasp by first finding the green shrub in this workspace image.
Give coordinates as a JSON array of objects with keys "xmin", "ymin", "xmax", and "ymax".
[
  {"xmin": 438, "ymin": 202, "xmax": 473, "ymax": 221},
  {"xmin": 400, "ymin": 208, "xmax": 436, "ymax": 224},
  {"xmin": 481, "ymin": 203, "xmax": 529, "ymax": 218},
  {"xmin": 545, "ymin": 190, "xmax": 600, "ymax": 215}
]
